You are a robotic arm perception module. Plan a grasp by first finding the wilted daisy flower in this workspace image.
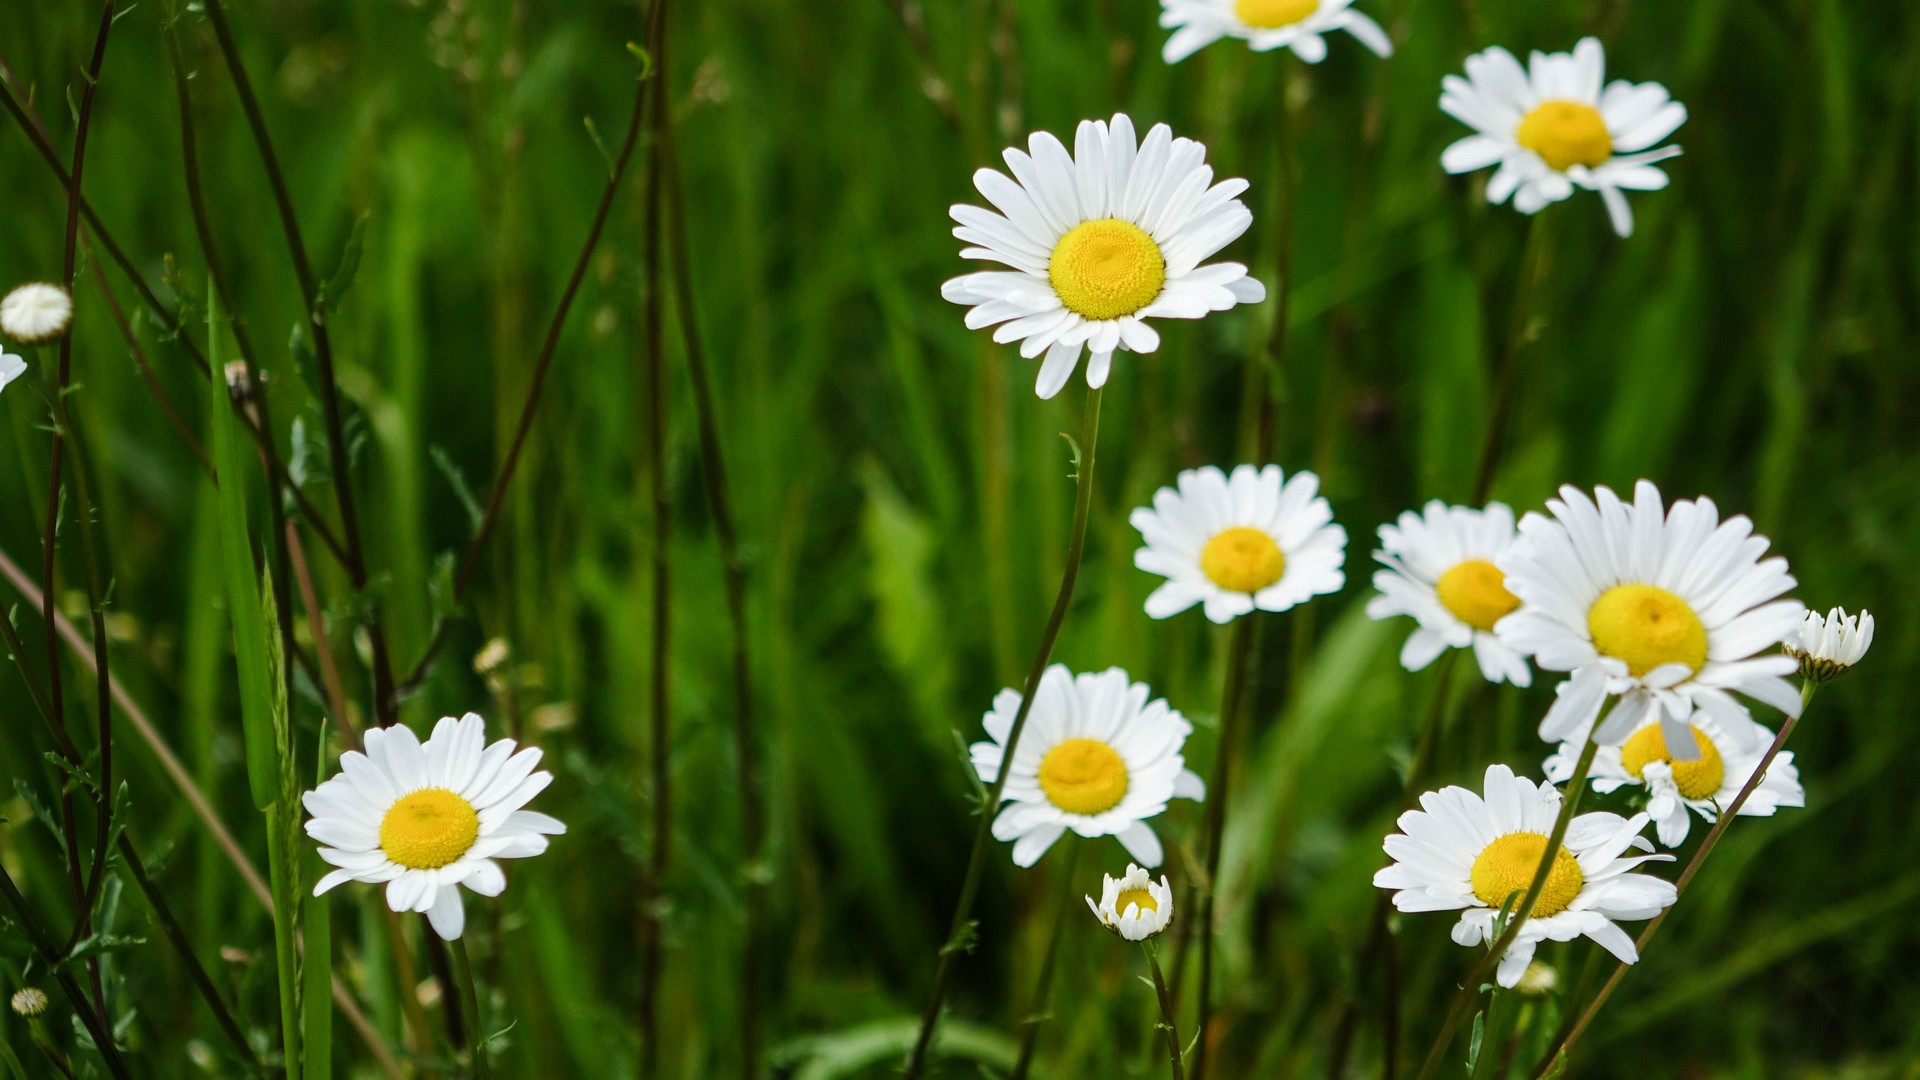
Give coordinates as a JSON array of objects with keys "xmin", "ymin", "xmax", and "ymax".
[
  {"xmin": 1785, "ymin": 607, "xmax": 1874, "ymax": 683},
  {"xmin": 1159, "ymin": 0, "xmax": 1392, "ymax": 65},
  {"xmin": 0, "ymin": 349, "xmax": 25, "ymax": 396},
  {"xmin": 1440, "ymin": 38, "xmax": 1686, "ymax": 237},
  {"xmin": 1497, "ymin": 481, "xmax": 1801, "ymax": 757},
  {"xmin": 1373, "ymin": 764, "xmax": 1676, "ymax": 987},
  {"xmin": 1546, "ymin": 713, "xmax": 1803, "ymax": 848},
  {"xmin": 1366, "ymin": 500, "xmax": 1532, "ymax": 686},
  {"xmin": 970, "ymin": 666, "xmax": 1204, "ymax": 868},
  {"xmin": 304, "ymin": 712, "xmax": 566, "ymax": 940},
  {"xmin": 1087, "ymin": 864, "xmax": 1174, "ymax": 941},
  {"xmin": 0, "ymin": 283, "xmax": 74, "ymax": 345},
  {"xmin": 1131, "ymin": 464, "xmax": 1347, "ymax": 625},
  {"xmin": 9, "ymin": 987, "xmax": 47, "ymax": 1017},
  {"xmin": 942, "ymin": 113, "xmax": 1266, "ymax": 399}
]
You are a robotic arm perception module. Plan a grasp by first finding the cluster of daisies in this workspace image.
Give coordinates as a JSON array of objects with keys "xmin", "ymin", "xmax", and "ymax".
[{"xmin": 938, "ymin": 1, "xmax": 1870, "ymax": 1018}]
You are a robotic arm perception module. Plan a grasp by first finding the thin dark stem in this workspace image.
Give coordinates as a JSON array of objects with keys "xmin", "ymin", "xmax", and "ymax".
[
  {"xmin": 31, "ymin": 1036, "xmax": 80, "ymax": 1080},
  {"xmin": 87, "ymin": 259, "xmax": 211, "ymax": 474},
  {"xmin": 1255, "ymin": 60, "xmax": 1297, "ymax": 464},
  {"xmin": 658, "ymin": 77, "xmax": 766, "ymax": 1080},
  {"xmin": 0, "ymin": 865, "xmax": 128, "ymax": 1079},
  {"xmin": 1469, "ymin": 216, "xmax": 1552, "ymax": 504},
  {"xmin": 1532, "ymin": 682, "xmax": 1816, "ymax": 1077},
  {"xmin": 1010, "ymin": 842, "xmax": 1083, "ymax": 1080},
  {"xmin": 453, "ymin": 937, "xmax": 492, "ymax": 1079},
  {"xmin": 638, "ymin": 0, "xmax": 673, "ymax": 1071},
  {"xmin": 1414, "ymin": 733, "xmax": 1600, "ymax": 1080},
  {"xmin": 902, "ymin": 386, "xmax": 1105, "ymax": 1079},
  {"xmin": 1191, "ymin": 615, "xmax": 1258, "ymax": 1080},
  {"xmin": 1147, "ymin": 943, "xmax": 1187, "ymax": 1080},
  {"xmin": 117, "ymin": 840, "xmax": 258, "ymax": 1067}
]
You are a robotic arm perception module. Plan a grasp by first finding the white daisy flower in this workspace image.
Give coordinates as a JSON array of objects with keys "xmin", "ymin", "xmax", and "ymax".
[
  {"xmin": 0, "ymin": 283, "xmax": 74, "ymax": 346},
  {"xmin": 1159, "ymin": 0, "xmax": 1392, "ymax": 65},
  {"xmin": 1784, "ymin": 606, "xmax": 1874, "ymax": 683},
  {"xmin": 0, "ymin": 349, "xmax": 25, "ymax": 396},
  {"xmin": 1130, "ymin": 463, "xmax": 1347, "ymax": 625},
  {"xmin": 970, "ymin": 666, "xmax": 1204, "ymax": 868},
  {"xmin": 1086, "ymin": 864, "xmax": 1175, "ymax": 941},
  {"xmin": 1546, "ymin": 713, "xmax": 1803, "ymax": 848},
  {"xmin": 1365, "ymin": 500, "xmax": 1533, "ymax": 687},
  {"xmin": 941, "ymin": 113, "xmax": 1266, "ymax": 399},
  {"xmin": 1496, "ymin": 480, "xmax": 1802, "ymax": 758},
  {"xmin": 1440, "ymin": 37, "xmax": 1686, "ymax": 237},
  {"xmin": 1372, "ymin": 763, "xmax": 1677, "ymax": 988},
  {"xmin": 304, "ymin": 712, "xmax": 566, "ymax": 941}
]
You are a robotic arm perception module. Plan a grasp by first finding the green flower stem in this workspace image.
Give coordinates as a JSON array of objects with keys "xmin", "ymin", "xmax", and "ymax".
[
  {"xmin": 454, "ymin": 936, "xmax": 492, "ymax": 1079},
  {"xmin": 1416, "ymin": 728, "xmax": 1601, "ymax": 1080},
  {"xmin": 1010, "ymin": 841, "xmax": 1082, "ymax": 1080},
  {"xmin": 1470, "ymin": 213, "xmax": 1554, "ymax": 504},
  {"xmin": 1146, "ymin": 942, "xmax": 1187, "ymax": 1080},
  {"xmin": 1531, "ymin": 680, "xmax": 1819, "ymax": 1077},
  {"xmin": 903, "ymin": 385, "xmax": 1104, "ymax": 1079},
  {"xmin": 1190, "ymin": 611, "xmax": 1259, "ymax": 1080}
]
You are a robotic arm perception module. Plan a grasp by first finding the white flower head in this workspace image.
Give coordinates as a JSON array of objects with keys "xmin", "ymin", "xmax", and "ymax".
[
  {"xmin": 0, "ymin": 350, "xmax": 25, "ymax": 397},
  {"xmin": 9, "ymin": 987, "xmax": 47, "ymax": 1017},
  {"xmin": 1373, "ymin": 764, "xmax": 1677, "ymax": 988},
  {"xmin": 1496, "ymin": 481, "xmax": 1802, "ymax": 757},
  {"xmin": 1440, "ymin": 37, "xmax": 1686, "ymax": 237},
  {"xmin": 1546, "ymin": 712, "xmax": 1803, "ymax": 848},
  {"xmin": 1784, "ymin": 607, "xmax": 1873, "ymax": 683},
  {"xmin": 1366, "ymin": 500, "xmax": 1532, "ymax": 686},
  {"xmin": 1131, "ymin": 464, "xmax": 1347, "ymax": 625},
  {"xmin": 1087, "ymin": 864, "xmax": 1175, "ymax": 941},
  {"xmin": 942, "ymin": 113, "xmax": 1266, "ymax": 399},
  {"xmin": 0, "ymin": 283, "xmax": 74, "ymax": 346},
  {"xmin": 304, "ymin": 712, "xmax": 566, "ymax": 940},
  {"xmin": 1159, "ymin": 0, "xmax": 1392, "ymax": 66},
  {"xmin": 970, "ymin": 666, "xmax": 1204, "ymax": 868}
]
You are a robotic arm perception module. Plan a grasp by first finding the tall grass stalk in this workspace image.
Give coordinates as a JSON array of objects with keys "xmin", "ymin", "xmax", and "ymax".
[{"xmin": 903, "ymin": 385, "xmax": 1105, "ymax": 1079}]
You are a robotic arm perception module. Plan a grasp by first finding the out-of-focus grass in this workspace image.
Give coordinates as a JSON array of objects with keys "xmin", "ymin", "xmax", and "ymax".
[{"xmin": 0, "ymin": 0, "xmax": 1916, "ymax": 1076}]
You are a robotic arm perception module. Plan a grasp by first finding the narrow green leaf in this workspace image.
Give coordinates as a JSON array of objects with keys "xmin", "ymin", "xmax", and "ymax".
[
  {"xmin": 302, "ymin": 853, "xmax": 333, "ymax": 1080},
  {"xmin": 317, "ymin": 212, "xmax": 371, "ymax": 316}
]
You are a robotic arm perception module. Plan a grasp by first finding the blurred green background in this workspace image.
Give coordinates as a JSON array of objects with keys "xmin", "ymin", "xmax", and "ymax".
[{"xmin": 1, "ymin": 0, "xmax": 1915, "ymax": 1075}]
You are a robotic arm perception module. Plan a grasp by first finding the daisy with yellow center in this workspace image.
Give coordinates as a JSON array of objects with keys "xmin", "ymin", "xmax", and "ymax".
[
  {"xmin": 970, "ymin": 666, "xmax": 1204, "ymax": 868},
  {"xmin": 1131, "ymin": 464, "xmax": 1347, "ymax": 625},
  {"xmin": 1087, "ymin": 864, "xmax": 1175, "ymax": 941},
  {"xmin": 1373, "ymin": 765, "xmax": 1676, "ymax": 987},
  {"xmin": 1497, "ymin": 481, "xmax": 1803, "ymax": 757},
  {"xmin": 1440, "ymin": 38, "xmax": 1687, "ymax": 237},
  {"xmin": 304, "ymin": 712, "xmax": 566, "ymax": 940},
  {"xmin": 1548, "ymin": 713, "xmax": 1804, "ymax": 848},
  {"xmin": 942, "ymin": 114, "xmax": 1266, "ymax": 399},
  {"xmin": 1366, "ymin": 500, "xmax": 1533, "ymax": 686},
  {"xmin": 1158, "ymin": 0, "xmax": 1392, "ymax": 65}
]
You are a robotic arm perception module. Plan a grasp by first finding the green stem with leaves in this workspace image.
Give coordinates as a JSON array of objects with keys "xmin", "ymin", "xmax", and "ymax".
[{"xmin": 1147, "ymin": 942, "xmax": 1187, "ymax": 1080}]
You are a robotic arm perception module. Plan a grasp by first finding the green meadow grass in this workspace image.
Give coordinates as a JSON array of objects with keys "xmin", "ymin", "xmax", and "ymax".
[{"xmin": 1, "ymin": 0, "xmax": 1916, "ymax": 1076}]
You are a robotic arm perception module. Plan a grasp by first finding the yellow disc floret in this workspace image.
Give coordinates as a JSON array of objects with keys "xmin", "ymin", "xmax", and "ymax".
[
  {"xmin": 1471, "ymin": 833, "xmax": 1585, "ymax": 918},
  {"xmin": 1516, "ymin": 101, "xmax": 1614, "ymax": 172},
  {"xmin": 1234, "ymin": 0, "xmax": 1319, "ymax": 28},
  {"xmin": 1201, "ymin": 527, "xmax": 1287, "ymax": 594},
  {"xmin": 1621, "ymin": 724, "xmax": 1725, "ymax": 800},
  {"xmin": 1435, "ymin": 559, "xmax": 1522, "ymax": 632},
  {"xmin": 380, "ymin": 788, "xmax": 481, "ymax": 870},
  {"xmin": 1038, "ymin": 738, "xmax": 1129, "ymax": 815},
  {"xmin": 1048, "ymin": 219, "xmax": 1166, "ymax": 321},
  {"xmin": 1115, "ymin": 887, "xmax": 1160, "ymax": 915},
  {"xmin": 1587, "ymin": 584, "xmax": 1708, "ymax": 678}
]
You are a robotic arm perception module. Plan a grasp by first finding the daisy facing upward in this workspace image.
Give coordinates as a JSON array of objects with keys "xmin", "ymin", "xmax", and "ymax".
[
  {"xmin": 942, "ymin": 113, "xmax": 1266, "ymax": 399},
  {"xmin": 1366, "ymin": 500, "xmax": 1532, "ymax": 687},
  {"xmin": 1440, "ymin": 37, "xmax": 1687, "ymax": 237}
]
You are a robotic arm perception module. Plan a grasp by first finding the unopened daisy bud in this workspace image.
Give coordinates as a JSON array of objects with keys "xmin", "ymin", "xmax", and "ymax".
[
  {"xmin": 473, "ymin": 637, "xmax": 511, "ymax": 676},
  {"xmin": 1515, "ymin": 961, "xmax": 1558, "ymax": 997},
  {"xmin": 0, "ymin": 283, "xmax": 74, "ymax": 345},
  {"xmin": 1785, "ymin": 607, "xmax": 1873, "ymax": 683},
  {"xmin": 0, "ymin": 348, "xmax": 25, "ymax": 397},
  {"xmin": 10, "ymin": 987, "xmax": 48, "ymax": 1017},
  {"xmin": 1086, "ymin": 864, "xmax": 1174, "ymax": 942}
]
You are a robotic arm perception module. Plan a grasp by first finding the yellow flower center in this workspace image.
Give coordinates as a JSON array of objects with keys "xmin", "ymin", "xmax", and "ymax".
[
  {"xmin": 1047, "ymin": 219, "xmax": 1166, "ymax": 321},
  {"xmin": 1038, "ymin": 738, "xmax": 1129, "ymax": 816},
  {"xmin": 1435, "ymin": 559, "xmax": 1521, "ymax": 632},
  {"xmin": 1115, "ymin": 887, "xmax": 1160, "ymax": 915},
  {"xmin": 1515, "ymin": 100, "xmax": 1614, "ymax": 172},
  {"xmin": 1470, "ymin": 833, "xmax": 1585, "ymax": 918},
  {"xmin": 379, "ymin": 788, "xmax": 480, "ymax": 870},
  {"xmin": 1233, "ymin": 0, "xmax": 1319, "ymax": 28},
  {"xmin": 1200, "ymin": 527, "xmax": 1286, "ymax": 594},
  {"xmin": 1621, "ymin": 724, "xmax": 1725, "ymax": 800},
  {"xmin": 1587, "ymin": 584, "xmax": 1708, "ymax": 678}
]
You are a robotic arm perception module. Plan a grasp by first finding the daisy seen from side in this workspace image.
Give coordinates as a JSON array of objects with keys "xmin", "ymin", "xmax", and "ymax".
[
  {"xmin": 1785, "ymin": 606, "xmax": 1874, "ymax": 683},
  {"xmin": 1366, "ymin": 499, "xmax": 1532, "ymax": 686},
  {"xmin": 1087, "ymin": 864, "xmax": 1175, "ymax": 941},
  {"xmin": 1158, "ymin": 0, "xmax": 1392, "ymax": 65}
]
